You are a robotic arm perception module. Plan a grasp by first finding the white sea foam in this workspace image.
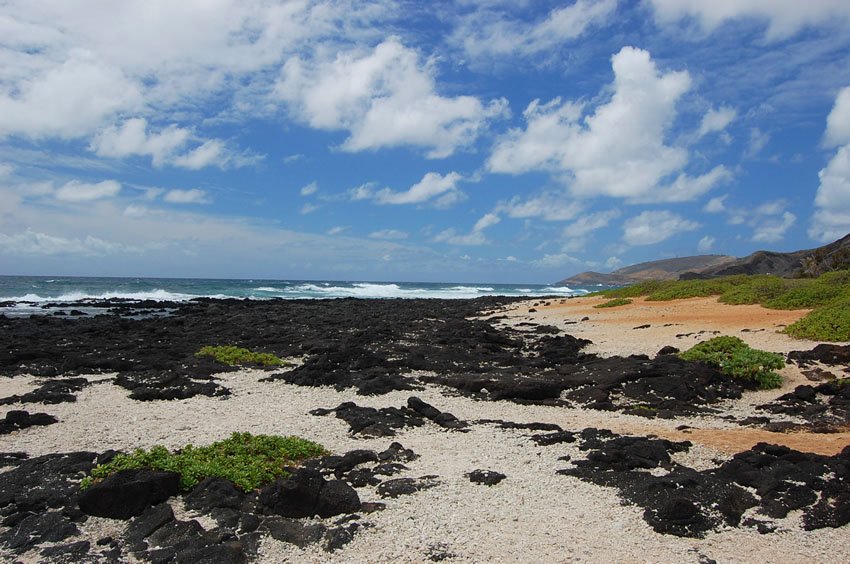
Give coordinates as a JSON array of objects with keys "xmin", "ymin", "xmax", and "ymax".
[{"xmin": 3, "ymin": 289, "xmax": 200, "ymax": 303}]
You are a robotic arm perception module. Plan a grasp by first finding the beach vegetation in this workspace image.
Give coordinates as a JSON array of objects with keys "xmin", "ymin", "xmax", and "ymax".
[
  {"xmin": 679, "ymin": 336, "xmax": 784, "ymax": 390},
  {"xmin": 592, "ymin": 270, "xmax": 850, "ymax": 341},
  {"xmin": 594, "ymin": 298, "xmax": 632, "ymax": 308},
  {"xmin": 196, "ymin": 345, "xmax": 288, "ymax": 367},
  {"xmin": 81, "ymin": 432, "xmax": 328, "ymax": 491}
]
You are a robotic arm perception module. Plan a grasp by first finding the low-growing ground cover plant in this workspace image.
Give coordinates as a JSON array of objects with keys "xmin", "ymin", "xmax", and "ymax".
[
  {"xmin": 679, "ymin": 336, "xmax": 784, "ymax": 390},
  {"xmin": 81, "ymin": 432, "xmax": 328, "ymax": 491},
  {"xmin": 196, "ymin": 345, "xmax": 288, "ymax": 367},
  {"xmin": 592, "ymin": 270, "xmax": 850, "ymax": 341},
  {"xmin": 594, "ymin": 298, "xmax": 632, "ymax": 308}
]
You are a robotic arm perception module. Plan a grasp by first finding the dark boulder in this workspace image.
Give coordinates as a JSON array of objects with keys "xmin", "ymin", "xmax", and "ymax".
[
  {"xmin": 258, "ymin": 468, "xmax": 360, "ymax": 519},
  {"xmin": 0, "ymin": 410, "xmax": 58, "ymax": 434},
  {"xmin": 78, "ymin": 469, "xmax": 180, "ymax": 519},
  {"xmin": 467, "ymin": 470, "xmax": 506, "ymax": 486},
  {"xmin": 377, "ymin": 476, "xmax": 440, "ymax": 498}
]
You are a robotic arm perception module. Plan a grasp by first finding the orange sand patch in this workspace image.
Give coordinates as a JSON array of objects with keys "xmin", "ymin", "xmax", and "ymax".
[{"xmin": 542, "ymin": 295, "xmax": 809, "ymax": 333}]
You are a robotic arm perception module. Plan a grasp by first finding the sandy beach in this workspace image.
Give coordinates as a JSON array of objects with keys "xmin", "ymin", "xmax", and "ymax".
[{"xmin": 1, "ymin": 296, "xmax": 848, "ymax": 563}]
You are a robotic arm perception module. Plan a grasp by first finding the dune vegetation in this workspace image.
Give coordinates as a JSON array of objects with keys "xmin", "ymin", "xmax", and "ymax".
[{"xmin": 593, "ymin": 271, "xmax": 850, "ymax": 341}]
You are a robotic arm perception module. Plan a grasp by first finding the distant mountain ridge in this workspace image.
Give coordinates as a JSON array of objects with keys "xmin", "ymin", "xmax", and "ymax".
[
  {"xmin": 558, "ymin": 255, "xmax": 735, "ymax": 286},
  {"xmin": 558, "ymin": 233, "xmax": 850, "ymax": 286}
]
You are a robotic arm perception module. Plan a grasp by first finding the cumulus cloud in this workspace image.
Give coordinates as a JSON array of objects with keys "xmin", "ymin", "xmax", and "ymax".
[
  {"xmin": 697, "ymin": 235, "xmax": 715, "ymax": 252},
  {"xmin": 90, "ymin": 118, "xmax": 189, "ymax": 166},
  {"xmin": 531, "ymin": 253, "xmax": 581, "ymax": 268},
  {"xmin": 351, "ymin": 172, "xmax": 465, "ymax": 208},
  {"xmin": 0, "ymin": 55, "xmax": 142, "ymax": 139},
  {"xmin": 753, "ymin": 211, "xmax": 796, "ymax": 243},
  {"xmin": 369, "ymin": 229, "xmax": 408, "ymax": 240},
  {"xmin": 300, "ymin": 203, "xmax": 319, "ymax": 215},
  {"xmin": 704, "ymin": 195, "xmax": 727, "ymax": 213},
  {"xmin": 811, "ymin": 145, "xmax": 850, "ymax": 242},
  {"xmin": 647, "ymin": 0, "xmax": 850, "ymax": 41},
  {"xmin": 0, "ymin": 229, "xmax": 128, "ymax": 256},
  {"xmin": 495, "ymin": 192, "xmax": 583, "ymax": 222},
  {"xmin": 0, "ymin": 1, "xmax": 397, "ymax": 140},
  {"xmin": 300, "ymin": 181, "xmax": 319, "ymax": 196},
  {"xmin": 488, "ymin": 47, "xmax": 727, "ymax": 203},
  {"xmin": 563, "ymin": 210, "xmax": 621, "ymax": 238},
  {"xmin": 697, "ymin": 106, "xmax": 736, "ymax": 138},
  {"xmin": 376, "ymin": 172, "xmax": 462, "ymax": 206},
  {"xmin": 163, "ymin": 189, "xmax": 211, "ymax": 204},
  {"xmin": 622, "ymin": 210, "xmax": 699, "ymax": 245},
  {"xmin": 451, "ymin": 0, "xmax": 617, "ymax": 62},
  {"xmin": 275, "ymin": 38, "xmax": 508, "ymax": 158},
  {"xmin": 327, "ymin": 226, "xmax": 348, "ymax": 236},
  {"xmin": 90, "ymin": 119, "xmax": 262, "ymax": 169},
  {"xmin": 55, "ymin": 180, "xmax": 121, "ymax": 202},
  {"xmin": 745, "ymin": 128, "xmax": 770, "ymax": 159},
  {"xmin": 825, "ymin": 86, "xmax": 850, "ymax": 147},
  {"xmin": 433, "ymin": 212, "xmax": 500, "ymax": 246}
]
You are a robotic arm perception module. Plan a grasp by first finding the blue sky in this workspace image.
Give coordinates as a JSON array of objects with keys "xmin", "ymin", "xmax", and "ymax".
[{"xmin": 2, "ymin": 0, "xmax": 850, "ymax": 283}]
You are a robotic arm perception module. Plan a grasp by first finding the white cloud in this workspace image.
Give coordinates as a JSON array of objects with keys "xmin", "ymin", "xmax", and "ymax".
[
  {"xmin": 433, "ymin": 212, "xmax": 500, "ymax": 246},
  {"xmin": 495, "ymin": 192, "xmax": 583, "ymax": 221},
  {"xmin": 452, "ymin": 0, "xmax": 617, "ymax": 62},
  {"xmin": 563, "ymin": 210, "xmax": 621, "ymax": 238},
  {"xmin": 647, "ymin": 0, "xmax": 850, "ymax": 41},
  {"xmin": 55, "ymin": 180, "xmax": 121, "ymax": 202},
  {"xmin": 300, "ymin": 203, "xmax": 319, "ymax": 215},
  {"xmin": 275, "ymin": 38, "xmax": 508, "ymax": 158},
  {"xmin": 90, "ymin": 119, "xmax": 259, "ymax": 169},
  {"xmin": 605, "ymin": 256, "xmax": 623, "ymax": 269},
  {"xmin": 300, "ymin": 181, "xmax": 319, "ymax": 196},
  {"xmin": 283, "ymin": 153, "xmax": 305, "ymax": 164},
  {"xmin": 0, "ymin": 164, "xmax": 14, "ymax": 178},
  {"xmin": 753, "ymin": 211, "xmax": 796, "ymax": 243},
  {"xmin": 0, "ymin": 229, "xmax": 128, "ymax": 256},
  {"xmin": 0, "ymin": 1, "xmax": 398, "ymax": 141},
  {"xmin": 825, "ymin": 86, "xmax": 850, "ymax": 147},
  {"xmin": 473, "ymin": 212, "xmax": 501, "ymax": 232},
  {"xmin": 163, "ymin": 189, "xmax": 210, "ymax": 204},
  {"xmin": 488, "ymin": 47, "xmax": 725, "ymax": 203},
  {"xmin": 810, "ymin": 144, "xmax": 850, "ymax": 242},
  {"xmin": 90, "ymin": 118, "xmax": 189, "ymax": 166},
  {"xmin": 171, "ymin": 140, "xmax": 228, "ymax": 170},
  {"xmin": 0, "ymin": 55, "xmax": 143, "ymax": 139},
  {"xmin": 369, "ymin": 229, "xmax": 409, "ymax": 240},
  {"xmin": 745, "ymin": 127, "xmax": 770, "ymax": 158},
  {"xmin": 704, "ymin": 195, "xmax": 727, "ymax": 213},
  {"xmin": 531, "ymin": 253, "xmax": 581, "ymax": 268},
  {"xmin": 697, "ymin": 235, "xmax": 715, "ymax": 252},
  {"xmin": 622, "ymin": 210, "xmax": 699, "ymax": 245},
  {"xmin": 697, "ymin": 106, "xmax": 736, "ymax": 138},
  {"xmin": 327, "ymin": 226, "xmax": 348, "ymax": 236},
  {"xmin": 372, "ymin": 172, "xmax": 463, "ymax": 206}
]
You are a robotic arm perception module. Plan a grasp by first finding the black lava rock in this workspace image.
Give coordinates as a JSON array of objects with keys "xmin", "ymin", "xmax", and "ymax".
[
  {"xmin": 467, "ymin": 470, "xmax": 506, "ymax": 486},
  {"xmin": 78, "ymin": 469, "xmax": 180, "ymax": 519},
  {"xmin": 258, "ymin": 468, "xmax": 360, "ymax": 519}
]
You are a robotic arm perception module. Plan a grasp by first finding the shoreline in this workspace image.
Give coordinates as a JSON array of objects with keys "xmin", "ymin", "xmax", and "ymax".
[{"xmin": 1, "ymin": 296, "xmax": 848, "ymax": 562}]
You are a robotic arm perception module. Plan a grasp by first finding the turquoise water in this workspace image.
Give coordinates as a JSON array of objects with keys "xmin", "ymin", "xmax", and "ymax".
[{"xmin": 0, "ymin": 276, "xmax": 597, "ymax": 306}]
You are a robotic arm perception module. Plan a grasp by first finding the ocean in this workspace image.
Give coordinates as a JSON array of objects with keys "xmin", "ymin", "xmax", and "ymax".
[{"xmin": 0, "ymin": 276, "xmax": 598, "ymax": 316}]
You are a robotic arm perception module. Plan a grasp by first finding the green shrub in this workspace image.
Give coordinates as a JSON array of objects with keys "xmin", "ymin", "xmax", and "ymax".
[
  {"xmin": 81, "ymin": 432, "xmax": 328, "ymax": 491},
  {"xmin": 646, "ymin": 278, "xmax": 736, "ymax": 301},
  {"xmin": 784, "ymin": 297, "xmax": 850, "ymax": 342},
  {"xmin": 679, "ymin": 336, "xmax": 785, "ymax": 390},
  {"xmin": 594, "ymin": 298, "xmax": 633, "ymax": 308},
  {"xmin": 196, "ymin": 345, "xmax": 288, "ymax": 367},
  {"xmin": 719, "ymin": 275, "xmax": 788, "ymax": 305},
  {"xmin": 592, "ymin": 280, "xmax": 673, "ymax": 298}
]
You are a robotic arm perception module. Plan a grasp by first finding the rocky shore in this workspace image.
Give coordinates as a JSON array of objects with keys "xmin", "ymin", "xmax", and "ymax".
[{"xmin": 1, "ymin": 296, "xmax": 848, "ymax": 562}]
